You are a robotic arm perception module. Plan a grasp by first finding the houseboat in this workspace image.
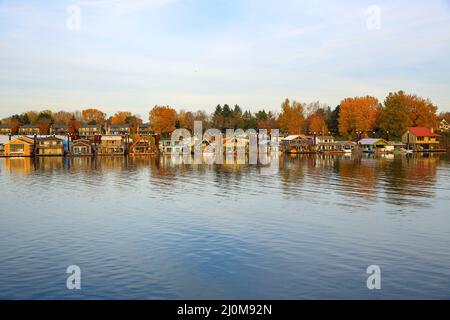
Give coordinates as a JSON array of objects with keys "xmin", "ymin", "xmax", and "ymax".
[
  {"xmin": 98, "ymin": 135, "xmax": 125, "ymax": 156},
  {"xmin": 36, "ymin": 136, "xmax": 65, "ymax": 156},
  {"xmin": 316, "ymin": 136, "xmax": 336, "ymax": 153},
  {"xmin": 358, "ymin": 138, "xmax": 389, "ymax": 153},
  {"xmin": 333, "ymin": 141, "xmax": 356, "ymax": 153},
  {"xmin": 129, "ymin": 136, "xmax": 156, "ymax": 156},
  {"xmin": 281, "ymin": 135, "xmax": 316, "ymax": 154},
  {"xmin": 71, "ymin": 139, "xmax": 93, "ymax": 156},
  {"xmin": 402, "ymin": 127, "xmax": 443, "ymax": 152},
  {"xmin": 3, "ymin": 136, "xmax": 35, "ymax": 157},
  {"xmin": 159, "ymin": 139, "xmax": 186, "ymax": 155}
]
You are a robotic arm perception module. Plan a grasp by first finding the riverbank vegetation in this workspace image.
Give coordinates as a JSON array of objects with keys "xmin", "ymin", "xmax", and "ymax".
[{"xmin": 0, "ymin": 90, "xmax": 448, "ymax": 140}]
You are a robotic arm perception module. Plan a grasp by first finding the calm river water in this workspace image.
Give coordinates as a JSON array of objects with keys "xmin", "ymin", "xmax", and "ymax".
[{"xmin": 0, "ymin": 153, "xmax": 449, "ymax": 299}]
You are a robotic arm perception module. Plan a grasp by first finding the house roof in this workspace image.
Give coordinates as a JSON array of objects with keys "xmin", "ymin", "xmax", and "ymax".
[
  {"xmin": 282, "ymin": 134, "xmax": 311, "ymax": 141},
  {"xmin": 0, "ymin": 124, "xmax": 11, "ymax": 129},
  {"xmin": 6, "ymin": 136, "xmax": 34, "ymax": 145},
  {"xmin": 72, "ymin": 139, "xmax": 91, "ymax": 146},
  {"xmin": 110, "ymin": 124, "xmax": 130, "ymax": 128},
  {"xmin": 358, "ymin": 138, "xmax": 386, "ymax": 145},
  {"xmin": 101, "ymin": 135, "xmax": 122, "ymax": 141},
  {"xmin": 37, "ymin": 136, "xmax": 63, "ymax": 141},
  {"xmin": 20, "ymin": 124, "xmax": 39, "ymax": 128},
  {"xmin": 335, "ymin": 141, "xmax": 356, "ymax": 145},
  {"xmin": 407, "ymin": 127, "xmax": 440, "ymax": 137}
]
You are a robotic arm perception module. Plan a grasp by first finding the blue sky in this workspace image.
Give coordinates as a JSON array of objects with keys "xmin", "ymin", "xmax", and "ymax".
[{"xmin": 1, "ymin": 0, "xmax": 450, "ymax": 118}]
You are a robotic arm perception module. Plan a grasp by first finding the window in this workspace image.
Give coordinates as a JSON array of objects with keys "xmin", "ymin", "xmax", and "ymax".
[{"xmin": 10, "ymin": 144, "xmax": 25, "ymax": 153}]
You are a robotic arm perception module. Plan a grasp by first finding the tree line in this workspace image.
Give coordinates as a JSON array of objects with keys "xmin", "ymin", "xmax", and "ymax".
[{"xmin": 1, "ymin": 90, "xmax": 448, "ymax": 139}]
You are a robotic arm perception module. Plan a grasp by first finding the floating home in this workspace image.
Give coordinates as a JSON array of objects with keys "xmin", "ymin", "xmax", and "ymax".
[
  {"xmin": 3, "ymin": 136, "xmax": 35, "ymax": 157},
  {"xmin": 98, "ymin": 135, "xmax": 125, "ymax": 156},
  {"xmin": 159, "ymin": 139, "xmax": 186, "ymax": 155},
  {"xmin": 71, "ymin": 139, "xmax": 93, "ymax": 156},
  {"xmin": 358, "ymin": 138, "xmax": 389, "ymax": 153},
  {"xmin": 281, "ymin": 135, "xmax": 316, "ymax": 154},
  {"xmin": 129, "ymin": 136, "xmax": 156, "ymax": 156},
  {"xmin": 36, "ymin": 136, "xmax": 65, "ymax": 156},
  {"xmin": 402, "ymin": 127, "xmax": 442, "ymax": 152}
]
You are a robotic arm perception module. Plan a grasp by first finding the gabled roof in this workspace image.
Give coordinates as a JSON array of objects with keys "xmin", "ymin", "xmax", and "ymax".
[
  {"xmin": 358, "ymin": 138, "xmax": 387, "ymax": 145},
  {"xmin": 0, "ymin": 124, "xmax": 11, "ymax": 129},
  {"xmin": 6, "ymin": 136, "xmax": 34, "ymax": 145},
  {"xmin": 101, "ymin": 135, "xmax": 122, "ymax": 141},
  {"xmin": 20, "ymin": 124, "xmax": 39, "ymax": 128},
  {"xmin": 72, "ymin": 139, "xmax": 91, "ymax": 146},
  {"xmin": 407, "ymin": 127, "xmax": 440, "ymax": 137},
  {"xmin": 282, "ymin": 134, "xmax": 311, "ymax": 141}
]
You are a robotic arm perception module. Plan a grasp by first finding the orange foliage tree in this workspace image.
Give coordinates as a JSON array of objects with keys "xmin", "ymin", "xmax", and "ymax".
[
  {"xmin": 68, "ymin": 116, "xmax": 81, "ymax": 136},
  {"xmin": 277, "ymin": 98, "xmax": 305, "ymax": 134},
  {"xmin": 379, "ymin": 91, "xmax": 438, "ymax": 138},
  {"xmin": 307, "ymin": 113, "xmax": 328, "ymax": 134},
  {"xmin": 111, "ymin": 111, "xmax": 132, "ymax": 125},
  {"xmin": 10, "ymin": 119, "xmax": 20, "ymax": 134},
  {"xmin": 38, "ymin": 120, "xmax": 51, "ymax": 135},
  {"xmin": 149, "ymin": 106, "xmax": 177, "ymax": 136},
  {"xmin": 338, "ymin": 96, "xmax": 381, "ymax": 138},
  {"xmin": 82, "ymin": 108, "xmax": 106, "ymax": 125}
]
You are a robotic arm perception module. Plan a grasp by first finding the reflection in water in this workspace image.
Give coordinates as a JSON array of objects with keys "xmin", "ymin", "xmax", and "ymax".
[
  {"xmin": 0, "ymin": 154, "xmax": 445, "ymax": 208},
  {"xmin": 0, "ymin": 153, "xmax": 449, "ymax": 299}
]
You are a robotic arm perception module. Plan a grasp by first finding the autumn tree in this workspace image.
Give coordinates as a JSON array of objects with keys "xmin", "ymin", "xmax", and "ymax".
[
  {"xmin": 125, "ymin": 114, "xmax": 143, "ymax": 133},
  {"xmin": 307, "ymin": 113, "xmax": 328, "ymax": 134},
  {"xmin": 277, "ymin": 98, "xmax": 305, "ymax": 134},
  {"xmin": 37, "ymin": 119, "xmax": 51, "ymax": 135},
  {"xmin": 255, "ymin": 110, "xmax": 278, "ymax": 132},
  {"xmin": 379, "ymin": 91, "xmax": 438, "ymax": 138},
  {"xmin": 82, "ymin": 108, "xmax": 106, "ymax": 125},
  {"xmin": 68, "ymin": 116, "xmax": 81, "ymax": 136},
  {"xmin": 110, "ymin": 111, "xmax": 131, "ymax": 125},
  {"xmin": 53, "ymin": 111, "xmax": 73, "ymax": 125},
  {"xmin": 338, "ymin": 96, "xmax": 381, "ymax": 138},
  {"xmin": 10, "ymin": 119, "xmax": 20, "ymax": 134},
  {"xmin": 149, "ymin": 106, "xmax": 177, "ymax": 136},
  {"xmin": 177, "ymin": 110, "xmax": 196, "ymax": 132},
  {"xmin": 25, "ymin": 111, "xmax": 39, "ymax": 125}
]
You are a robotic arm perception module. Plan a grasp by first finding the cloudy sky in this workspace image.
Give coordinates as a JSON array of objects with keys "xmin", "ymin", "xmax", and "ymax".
[{"xmin": 1, "ymin": 0, "xmax": 450, "ymax": 118}]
